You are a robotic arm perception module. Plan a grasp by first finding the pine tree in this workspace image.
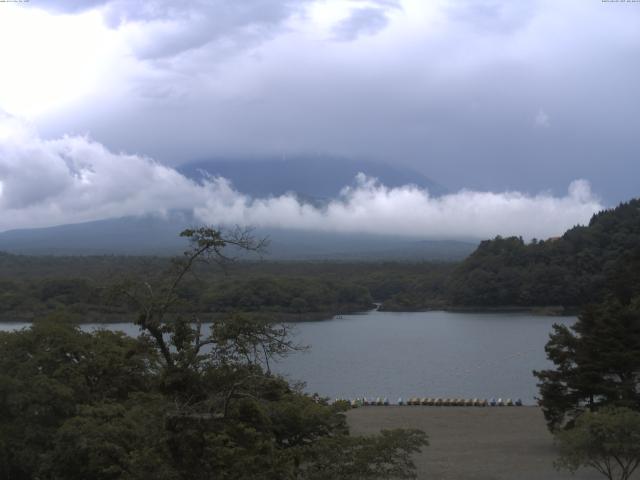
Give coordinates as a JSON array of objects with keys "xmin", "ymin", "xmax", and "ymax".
[{"xmin": 535, "ymin": 295, "xmax": 640, "ymax": 430}]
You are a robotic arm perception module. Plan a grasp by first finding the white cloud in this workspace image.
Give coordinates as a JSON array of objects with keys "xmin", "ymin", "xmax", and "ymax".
[
  {"xmin": 534, "ymin": 108, "xmax": 550, "ymax": 128},
  {"xmin": 193, "ymin": 174, "xmax": 601, "ymax": 240},
  {"xmin": 331, "ymin": 5, "xmax": 399, "ymax": 41},
  {"xmin": 0, "ymin": 117, "xmax": 603, "ymax": 240},
  {"xmin": 0, "ymin": 115, "xmax": 207, "ymax": 229},
  {"xmin": 3, "ymin": 0, "xmax": 639, "ymax": 206},
  {"xmin": 0, "ymin": 7, "xmax": 119, "ymax": 118}
]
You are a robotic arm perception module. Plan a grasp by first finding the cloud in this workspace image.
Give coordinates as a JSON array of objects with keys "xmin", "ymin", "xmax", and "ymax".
[
  {"xmin": 534, "ymin": 109, "xmax": 550, "ymax": 127},
  {"xmin": 22, "ymin": 0, "xmax": 639, "ymax": 205},
  {"xmin": 102, "ymin": 0, "xmax": 311, "ymax": 60},
  {"xmin": 193, "ymin": 174, "xmax": 602, "ymax": 240},
  {"xmin": 29, "ymin": 0, "xmax": 109, "ymax": 14},
  {"xmin": 332, "ymin": 6, "xmax": 396, "ymax": 41},
  {"xmin": 0, "ymin": 117, "xmax": 603, "ymax": 240},
  {"xmin": 26, "ymin": 0, "xmax": 311, "ymax": 63},
  {"xmin": 0, "ymin": 115, "xmax": 207, "ymax": 229},
  {"xmin": 445, "ymin": 0, "xmax": 538, "ymax": 33}
]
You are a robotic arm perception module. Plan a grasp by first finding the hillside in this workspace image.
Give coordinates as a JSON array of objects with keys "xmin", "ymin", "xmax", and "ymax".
[
  {"xmin": 0, "ymin": 215, "xmax": 475, "ymax": 260},
  {"xmin": 446, "ymin": 198, "xmax": 640, "ymax": 309}
]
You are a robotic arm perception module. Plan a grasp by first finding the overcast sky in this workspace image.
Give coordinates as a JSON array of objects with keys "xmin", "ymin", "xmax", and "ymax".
[{"xmin": 0, "ymin": 0, "xmax": 637, "ymax": 236}]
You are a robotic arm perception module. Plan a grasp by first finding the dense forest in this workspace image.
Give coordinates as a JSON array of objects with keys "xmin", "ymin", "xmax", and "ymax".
[
  {"xmin": 447, "ymin": 198, "xmax": 640, "ymax": 309},
  {"xmin": 0, "ymin": 228, "xmax": 427, "ymax": 479},
  {"xmin": 0, "ymin": 198, "xmax": 638, "ymax": 322},
  {"xmin": 0, "ymin": 253, "xmax": 453, "ymax": 322}
]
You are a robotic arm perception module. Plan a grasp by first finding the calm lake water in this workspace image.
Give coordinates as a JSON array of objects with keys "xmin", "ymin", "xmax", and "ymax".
[{"xmin": 0, "ymin": 310, "xmax": 575, "ymax": 404}]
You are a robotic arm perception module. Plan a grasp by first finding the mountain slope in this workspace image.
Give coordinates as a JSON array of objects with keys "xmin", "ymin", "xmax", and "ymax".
[
  {"xmin": 178, "ymin": 156, "xmax": 446, "ymax": 198},
  {"xmin": 0, "ymin": 214, "xmax": 476, "ymax": 260},
  {"xmin": 447, "ymin": 198, "xmax": 640, "ymax": 307},
  {"xmin": 0, "ymin": 215, "xmax": 191, "ymax": 255}
]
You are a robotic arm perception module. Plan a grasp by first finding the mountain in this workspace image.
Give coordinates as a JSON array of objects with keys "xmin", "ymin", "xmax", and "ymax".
[
  {"xmin": 0, "ymin": 157, "xmax": 461, "ymax": 259},
  {"xmin": 0, "ymin": 214, "xmax": 476, "ymax": 260},
  {"xmin": 0, "ymin": 215, "xmax": 191, "ymax": 256},
  {"xmin": 178, "ymin": 156, "xmax": 446, "ymax": 198}
]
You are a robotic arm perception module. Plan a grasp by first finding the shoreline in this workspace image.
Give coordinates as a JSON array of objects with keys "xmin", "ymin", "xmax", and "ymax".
[
  {"xmin": 379, "ymin": 304, "xmax": 578, "ymax": 317},
  {"xmin": 0, "ymin": 304, "xmax": 578, "ymax": 324}
]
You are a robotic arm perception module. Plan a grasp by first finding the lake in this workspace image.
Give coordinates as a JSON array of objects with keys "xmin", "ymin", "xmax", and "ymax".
[
  {"xmin": 274, "ymin": 310, "xmax": 575, "ymax": 404},
  {"xmin": 0, "ymin": 310, "xmax": 575, "ymax": 404}
]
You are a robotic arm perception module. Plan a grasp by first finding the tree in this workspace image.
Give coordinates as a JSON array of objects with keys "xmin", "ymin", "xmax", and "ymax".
[
  {"xmin": 554, "ymin": 407, "xmax": 640, "ymax": 480},
  {"xmin": 0, "ymin": 226, "xmax": 429, "ymax": 479},
  {"xmin": 116, "ymin": 227, "xmax": 270, "ymax": 371},
  {"xmin": 0, "ymin": 322, "xmax": 158, "ymax": 480},
  {"xmin": 298, "ymin": 429, "xmax": 428, "ymax": 480},
  {"xmin": 448, "ymin": 199, "xmax": 640, "ymax": 309},
  {"xmin": 40, "ymin": 396, "xmax": 176, "ymax": 480},
  {"xmin": 113, "ymin": 226, "xmax": 429, "ymax": 479},
  {"xmin": 534, "ymin": 295, "xmax": 640, "ymax": 430}
]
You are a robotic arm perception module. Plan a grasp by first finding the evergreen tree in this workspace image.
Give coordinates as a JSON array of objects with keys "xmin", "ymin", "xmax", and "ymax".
[{"xmin": 534, "ymin": 295, "xmax": 640, "ymax": 430}]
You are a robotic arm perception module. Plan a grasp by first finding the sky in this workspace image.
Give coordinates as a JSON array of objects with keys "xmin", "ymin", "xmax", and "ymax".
[{"xmin": 0, "ymin": 0, "xmax": 637, "ymax": 238}]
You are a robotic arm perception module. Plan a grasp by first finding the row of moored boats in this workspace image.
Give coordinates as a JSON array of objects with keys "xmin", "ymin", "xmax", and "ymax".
[{"xmin": 337, "ymin": 397, "xmax": 524, "ymax": 407}]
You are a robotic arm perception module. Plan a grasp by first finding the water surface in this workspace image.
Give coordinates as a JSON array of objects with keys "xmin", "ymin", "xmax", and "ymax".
[
  {"xmin": 0, "ymin": 310, "xmax": 575, "ymax": 404},
  {"xmin": 273, "ymin": 310, "xmax": 574, "ymax": 404}
]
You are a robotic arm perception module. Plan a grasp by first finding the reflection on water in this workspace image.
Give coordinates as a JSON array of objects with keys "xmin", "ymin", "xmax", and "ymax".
[{"xmin": 0, "ymin": 310, "xmax": 575, "ymax": 404}]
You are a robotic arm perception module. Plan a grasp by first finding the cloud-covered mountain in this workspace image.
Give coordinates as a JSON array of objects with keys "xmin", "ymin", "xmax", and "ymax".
[
  {"xmin": 178, "ymin": 156, "xmax": 447, "ymax": 199},
  {"xmin": 0, "ymin": 114, "xmax": 605, "ymax": 247}
]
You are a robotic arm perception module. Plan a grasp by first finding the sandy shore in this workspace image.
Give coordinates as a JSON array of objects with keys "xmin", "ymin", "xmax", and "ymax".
[{"xmin": 347, "ymin": 406, "xmax": 626, "ymax": 480}]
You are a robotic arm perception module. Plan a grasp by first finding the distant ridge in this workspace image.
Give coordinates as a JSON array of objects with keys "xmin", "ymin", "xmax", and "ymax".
[
  {"xmin": 0, "ymin": 215, "xmax": 191, "ymax": 256},
  {"xmin": 0, "ymin": 214, "xmax": 476, "ymax": 260}
]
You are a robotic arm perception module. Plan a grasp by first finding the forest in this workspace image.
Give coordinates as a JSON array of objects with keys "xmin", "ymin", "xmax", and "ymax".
[
  {"xmin": 0, "ymin": 254, "xmax": 453, "ymax": 322},
  {"xmin": 0, "ymin": 228, "xmax": 427, "ymax": 479},
  {"xmin": 0, "ymin": 199, "xmax": 638, "ymax": 322},
  {"xmin": 447, "ymin": 198, "xmax": 640, "ymax": 309}
]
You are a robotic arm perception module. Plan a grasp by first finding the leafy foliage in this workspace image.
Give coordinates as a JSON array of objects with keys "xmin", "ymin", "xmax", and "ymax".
[
  {"xmin": 0, "ymin": 227, "xmax": 428, "ymax": 479},
  {"xmin": 0, "ymin": 322, "xmax": 158, "ymax": 480},
  {"xmin": 0, "ymin": 257, "xmax": 453, "ymax": 321},
  {"xmin": 448, "ymin": 199, "xmax": 640, "ymax": 308},
  {"xmin": 298, "ymin": 429, "xmax": 428, "ymax": 480},
  {"xmin": 555, "ymin": 407, "xmax": 640, "ymax": 480},
  {"xmin": 534, "ymin": 295, "xmax": 640, "ymax": 430}
]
